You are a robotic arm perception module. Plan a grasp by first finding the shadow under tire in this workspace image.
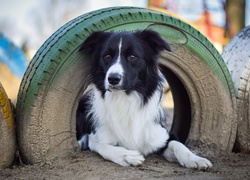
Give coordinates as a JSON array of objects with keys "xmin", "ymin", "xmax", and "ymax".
[
  {"xmin": 0, "ymin": 82, "xmax": 16, "ymax": 168},
  {"xmin": 16, "ymin": 7, "xmax": 237, "ymax": 164}
]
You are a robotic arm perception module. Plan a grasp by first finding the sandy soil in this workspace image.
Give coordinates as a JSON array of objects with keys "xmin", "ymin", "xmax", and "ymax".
[{"xmin": 0, "ymin": 149, "xmax": 249, "ymax": 180}]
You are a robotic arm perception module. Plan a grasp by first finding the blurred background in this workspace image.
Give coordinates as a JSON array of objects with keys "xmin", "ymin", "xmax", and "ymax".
[{"xmin": 0, "ymin": 0, "xmax": 249, "ymax": 103}]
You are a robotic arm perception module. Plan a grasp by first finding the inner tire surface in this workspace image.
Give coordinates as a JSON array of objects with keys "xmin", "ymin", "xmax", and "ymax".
[
  {"xmin": 0, "ymin": 82, "xmax": 16, "ymax": 168},
  {"xmin": 16, "ymin": 7, "xmax": 237, "ymax": 164}
]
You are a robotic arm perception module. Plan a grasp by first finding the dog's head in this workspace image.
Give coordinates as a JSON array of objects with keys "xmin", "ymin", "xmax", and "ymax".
[{"xmin": 79, "ymin": 30, "xmax": 171, "ymax": 101}]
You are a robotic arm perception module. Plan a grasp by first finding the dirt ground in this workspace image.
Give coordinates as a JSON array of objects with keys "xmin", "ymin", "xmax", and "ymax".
[{"xmin": 0, "ymin": 149, "xmax": 249, "ymax": 180}]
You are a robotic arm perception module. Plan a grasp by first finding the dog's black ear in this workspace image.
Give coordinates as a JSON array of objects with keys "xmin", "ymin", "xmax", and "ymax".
[
  {"xmin": 135, "ymin": 30, "xmax": 171, "ymax": 54},
  {"xmin": 79, "ymin": 31, "xmax": 110, "ymax": 56}
]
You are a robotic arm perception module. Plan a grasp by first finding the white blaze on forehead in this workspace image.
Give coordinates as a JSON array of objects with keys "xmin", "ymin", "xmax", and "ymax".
[
  {"xmin": 117, "ymin": 37, "xmax": 122, "ymax": 63},
  {"xmin": 109, "ymin": 38, "xmax": 123, "ymax": 74},
  {"xmin": 105, "ymin": 38, "xmax": 124, "ymax": 88}
]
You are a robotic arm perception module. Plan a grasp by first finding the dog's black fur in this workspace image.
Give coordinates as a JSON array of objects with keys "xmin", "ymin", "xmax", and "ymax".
[{"xmin": 75, "ymin": 30, "xmax": 212, "ymax": 169}]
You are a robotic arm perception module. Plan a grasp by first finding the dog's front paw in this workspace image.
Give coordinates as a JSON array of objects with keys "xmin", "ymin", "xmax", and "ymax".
[
  {"xmin": 180, "ymin": 154, "xmax": 212, "ymax": 170},
  {"xmin": 114, "ymin": 150, "xmax": 145, "ymax": 167}
]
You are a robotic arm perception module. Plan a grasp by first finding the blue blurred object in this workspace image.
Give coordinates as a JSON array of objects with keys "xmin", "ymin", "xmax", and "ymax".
[{"xmin": 0, "ymin": 33, "xmax": 28, "ymax": 79}]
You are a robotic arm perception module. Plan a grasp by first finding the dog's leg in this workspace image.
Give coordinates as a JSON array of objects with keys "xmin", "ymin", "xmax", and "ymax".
[
  {"xmin": 88, "ymin": 134, "xmax": 145, "ymax": 167},
  {"xmin": 162, "ymin": 140, "xmax": 212, "ymax": 170}
]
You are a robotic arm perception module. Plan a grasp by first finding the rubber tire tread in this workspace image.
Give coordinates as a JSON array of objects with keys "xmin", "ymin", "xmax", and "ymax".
[
  {"xmin": 16, "ymin": 7, "xmax": 237, "ymax": 164},
  {"xmin": 0, "ymin": 82, "xmax": 16, "ymax": 168},
  {"xmin": 222, "ymin": 25, "xmax": 250, "ymax": 153}
]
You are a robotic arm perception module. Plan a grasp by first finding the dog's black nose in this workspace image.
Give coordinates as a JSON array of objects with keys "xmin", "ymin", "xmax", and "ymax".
[{"xmin": 108, "ymin": 73, "xmax": 122, "ymax": 85}]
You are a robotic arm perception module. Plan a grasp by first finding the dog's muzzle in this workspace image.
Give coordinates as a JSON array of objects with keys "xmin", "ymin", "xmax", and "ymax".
[
  {"xmin": 108, "ymin": 73, "xmax": 122, "ymax": 86},
  {"xmin": 106, "ymin": 73, "xmax": 123, "ymax": 92}
]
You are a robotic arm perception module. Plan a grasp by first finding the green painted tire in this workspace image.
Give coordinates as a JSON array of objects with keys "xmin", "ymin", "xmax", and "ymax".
[
  {"xmin": 16, "ymin": 7, "xmax": 237, "ymax": 164},
  {"xmin": 0, "ymin": 82, "xmax": 16, "ymax": 168},
  {"xmin": 222, "ymin": 25, "xmax": 250, "ymax": 153}
]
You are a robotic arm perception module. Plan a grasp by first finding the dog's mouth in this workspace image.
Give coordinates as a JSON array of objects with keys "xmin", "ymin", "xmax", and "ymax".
[
  {"xmin": 106, "ymin": 85, "xmax": 134, "ymax": 95},
  {"xmin": 106, "ymin": 85, "xmax": 123, "ymax": 92}
]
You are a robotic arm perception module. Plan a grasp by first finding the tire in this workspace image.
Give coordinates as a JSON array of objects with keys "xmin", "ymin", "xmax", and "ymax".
[
  {"xmin": 16, "ymin": 7, "xmax": 237, "ymax": 164},
  {"xmin": 222, "ymin": 25, "xmax": 250, "ymax": 153},
  {"xmin": 0, "ymin": 82, "xmax": 16, "ymax": 168}
]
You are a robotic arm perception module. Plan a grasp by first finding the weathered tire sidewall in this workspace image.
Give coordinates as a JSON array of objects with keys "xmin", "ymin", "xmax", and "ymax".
[
  {"xmin": 222, "ymin": 25, "xmax": 250, "ymax": 153},
  {"xmin": 16, "ymin": 7, "xmax": 237, "ymax": 164},
  {"xmin": 161, "ymin": 45, "xmax": 236, "ymax": 151},
  {"xmin": 0, "ymin": 83, "xmax": 16, "ymax": 168}
]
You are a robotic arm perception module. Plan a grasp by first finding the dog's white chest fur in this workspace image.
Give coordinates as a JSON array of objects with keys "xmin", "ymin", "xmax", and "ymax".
[{"xmin": 90, "ymin": 86, "xmax": 168, "ymax": 155}]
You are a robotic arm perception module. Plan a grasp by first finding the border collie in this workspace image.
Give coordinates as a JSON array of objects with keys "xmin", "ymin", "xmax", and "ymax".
[{"xmin": 76, "ymin": 30, "xmax": 212, "ymax": 169}]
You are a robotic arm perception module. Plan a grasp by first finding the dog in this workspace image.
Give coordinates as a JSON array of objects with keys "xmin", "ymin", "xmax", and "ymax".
[{"xmin": 76, "ymin": 30, "xmax": 212, "ymax": 169}]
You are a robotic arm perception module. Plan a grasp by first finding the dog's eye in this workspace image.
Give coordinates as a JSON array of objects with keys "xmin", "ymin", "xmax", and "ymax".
[
  {"xmin": 128, "ymin": 55, "xmax": 137, "ymax": 62},
  {"xmin": 104, "ymin": 54, "xmax": 112, "ymax": 61}
]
